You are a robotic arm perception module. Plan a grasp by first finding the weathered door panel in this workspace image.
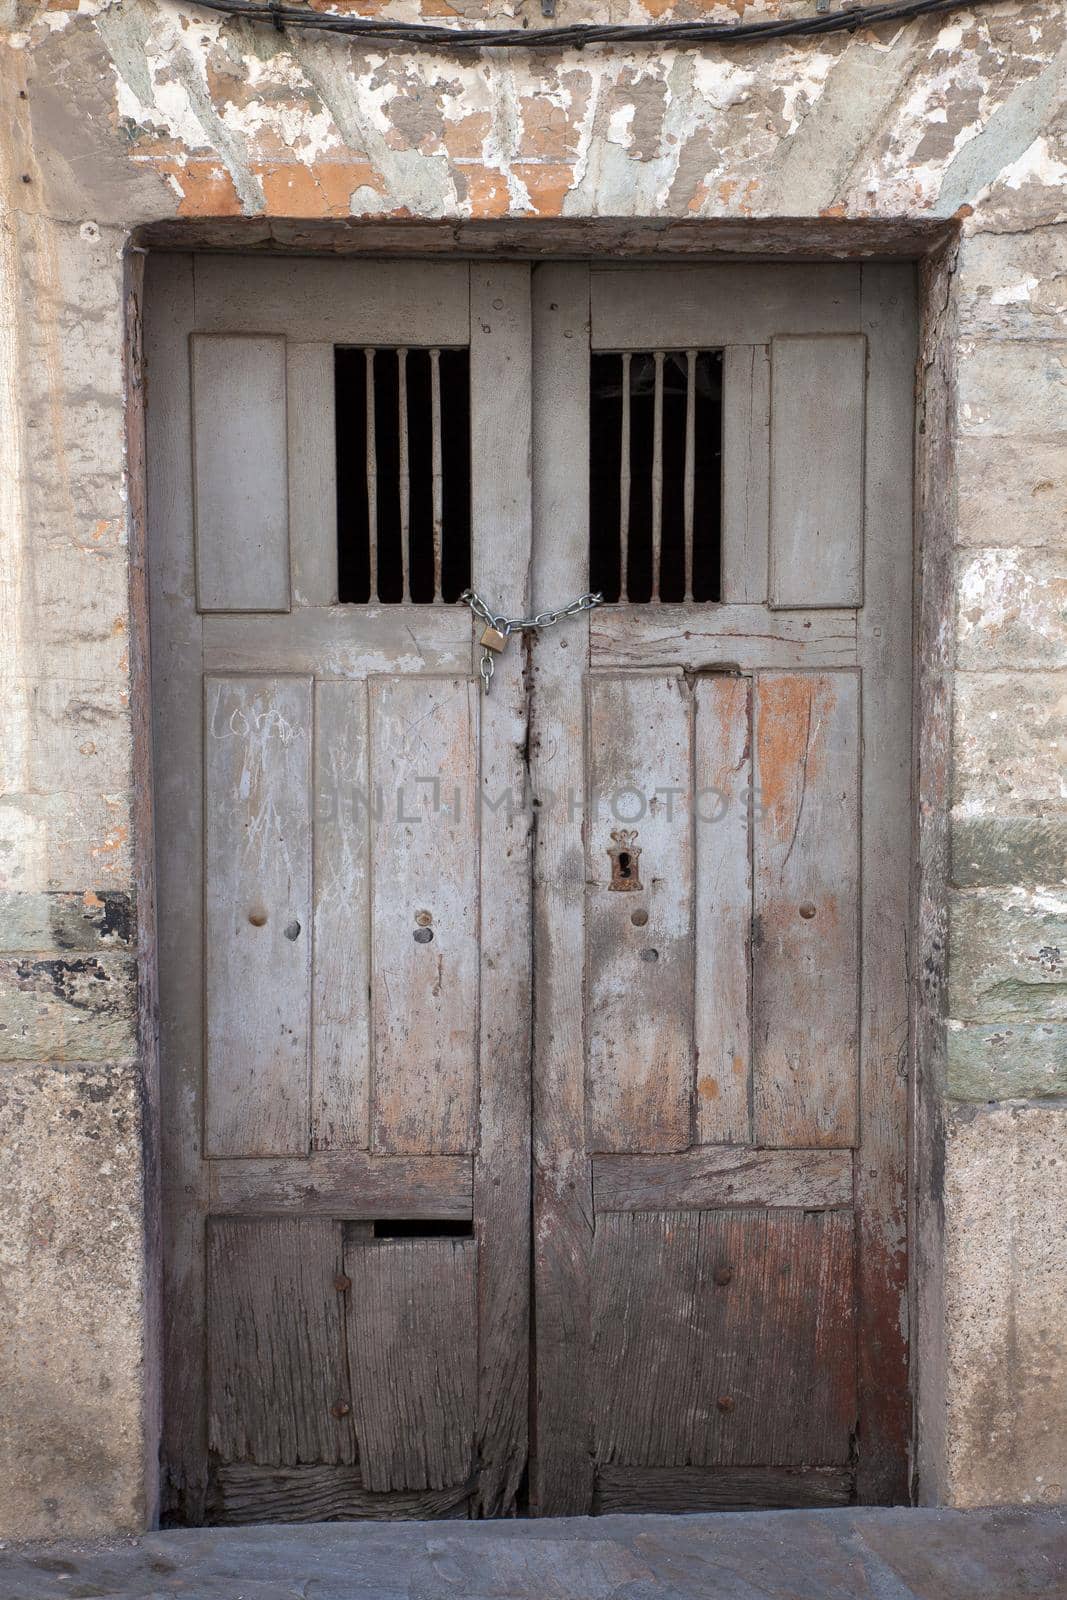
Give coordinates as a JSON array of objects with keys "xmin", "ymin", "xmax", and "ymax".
[
  {"xmin": 530, "ymin": 260, "xmax": 915, "ymax": 1514},
  {"xmin": 148, "ymin": 255, "xmax": 531, "ymax": 1524}
]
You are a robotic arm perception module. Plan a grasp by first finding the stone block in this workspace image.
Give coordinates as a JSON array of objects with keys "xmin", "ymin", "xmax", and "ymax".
[
  {"xmin": 947, "ymin": 1021, "xmax": 1067, "ymax": 1102},
  {"xmin": 0, "ymin": 954, "xmax": 137, "ymax": 1063},
  {"xmin": 951, "ymin": 815, "xmax": 1067, "ymax": 888},
  {"xmin": 957, "ymin": 229, "xmax": 1067, "ymax": 342},
  {"xmin": 0, "ymin": 890, "xmax": 135, "ymax": 953},
  {"xmin": 948, "ymin": 887, "xmax": 1067, "ymax": 1023},
  {"xmin": 943, "ymin": 1105, "xmax": 1067, "ymax": 1506},
  {"xmin": 956, "ymin": 436, "xmax": 1067, "ymax": 549},
  {"xmin": 952, "ymin": 673, "xmax": 1067, "ymax": 817},
  {"xmin": 958, "ymin": 340, "xmax": 1067, "ymax": 437},
  {"xmin": 956, "ymin": 549, "xmax": 1067, "ymax": 671}
]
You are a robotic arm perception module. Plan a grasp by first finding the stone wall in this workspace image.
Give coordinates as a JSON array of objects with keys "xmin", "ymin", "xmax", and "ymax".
[{"xmin": 0, "ymin": 0, "xmax": 1063, "ymax": 1535}]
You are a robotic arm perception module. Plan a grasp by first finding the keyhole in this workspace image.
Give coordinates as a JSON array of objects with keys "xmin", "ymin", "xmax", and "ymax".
[{"xmin": 618, "ymin": 851, "xmax": 632, "ymax": 880}]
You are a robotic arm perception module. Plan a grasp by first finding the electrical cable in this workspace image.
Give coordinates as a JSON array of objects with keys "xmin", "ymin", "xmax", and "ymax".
[{"xmin": 177, "ymin": 0, "xmax": 1014, "ymax": 52}]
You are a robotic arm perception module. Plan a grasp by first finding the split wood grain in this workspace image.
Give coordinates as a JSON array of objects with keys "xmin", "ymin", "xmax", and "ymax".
[
  {"xmin": 590, "ymin": 605, "xmax": 857, "ymax": 671},
  {"xmin": 204, "ymin": 674, "xmax": 312, "ymax": 1158},
  {"xmin": 210, "ymin": 1152, "xmax": 473, "ymax": 1217},
  {"xmin": 594, "ymin": 1465, "xmax": 851, "ymax": 1514},
  {"xmin": 288, "ymin": 342, "xmax": 338, "ymax": 608},
  {"xmin": 203, "ymin": 608, "xmax": 470, "ymax": 678},
  {"xmin": 721, "ymin": 346, "xmax": 770, "ymax": 605},
  {"xmin": 344, "ymin": 1237, "xmax": 477, "ymax": 1493},
  {"xmin": 209, "ymin": 1464, "xmax": 471, "ymax": 1523}
]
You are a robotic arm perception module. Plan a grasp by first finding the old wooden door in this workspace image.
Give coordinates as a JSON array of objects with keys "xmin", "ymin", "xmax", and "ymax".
[
  {"xmin": 148, "ymin": 254, "xmax": 914, "ymax": 1524},
  {"xmin": 528, "ymin": 263, "xmax": 914, "ymax": 1514}
]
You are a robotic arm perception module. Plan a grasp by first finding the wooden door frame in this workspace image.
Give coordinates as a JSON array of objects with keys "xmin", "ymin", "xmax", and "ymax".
[{"xmin": 125, "ymin": 221, "xmax": 959, "ymax": 1521}]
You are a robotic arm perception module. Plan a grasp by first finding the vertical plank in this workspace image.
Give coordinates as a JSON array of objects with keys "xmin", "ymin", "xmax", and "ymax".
[
  {"xmin": 768, "ymin": 334, "xmax": 866, "ymax": 609},
  {"xmin": 855, "ymin": 263, "xmax": 916, "ymax": 1502},
  {"xmin": 312, "ymin": 679, "xmax": 369, "ymax": 1150},
  {"xmin": 287, "ymin": 343, "xmax": 337, "ymax": 607},
  {"xmin": 204, "ymin": 674, "xmax": 312, "ymax": 1158},
  {"xmin": 593, "ymin": 1209, "xmax": 855, "ymax": 1468},
  {"xmin": 148, "ymin": 254, "xmax": 209, "ymax": 1522},
  {"xmin": 586, "ymin": 671, "xmax": 693, "ymax": 1154},
  {"xmin": 369, "ymin": 675, "xmax": 479, "ymax": 1156},
  {"xmin": 721, "ymin": 345, "xmax": 769, "ymax": 605},
  {"xmin": 207, "ymin": 1218, "xmax": 355, "ymax": 1467},
  {"xmin": 345, "ymin": 1238, "xmax": 477, "ymax": 1493},
  {"xmin": 469, "ymin": 263, "xmax": 534, "ymax": 1515},
  {"xmin": 191, "ymin": 333, "xmax": 290, "ymax": 614},
  {"xmin": 752, "ymin": 671, "xmax": 860, "ymax": 1147},
  {"xmin": 694, "ymin": 675, "xmax": 752, "ymax": 1145},
  {"xmin": 529, "ymin": 263, "xmax": 594, "ymax": 1516}
]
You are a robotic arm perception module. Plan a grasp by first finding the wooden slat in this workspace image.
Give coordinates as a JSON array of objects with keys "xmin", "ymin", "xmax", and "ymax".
[
  {"xmin": 312, "ymin": 680, "xmax": 369, "ymax": 1150},
  {"xmin": 287, "ymin": 343, "xmax": 337, "ymax": 607},
  {"xmin": 148, "ymin": 254, "xmax": 209, "ymax": 1523},
  {"xmin": 207, "ymin": 1218, "xmax": 355, "ymax": 1467},
  {"xmin": 529, "ymin": 263, "xmax": 595, "ymax": 1517},
  {"xmin": 768, "ymin": 334, "xmax": 866, "ymax": 609},
  {"xmin": 594, "ymin": 1465, "xmax": 852, "ymax": 1514},
  {"xmin": 591, "ymin": 605, "xmax": 857, "ymax": 671},
  {"xmin": 345, "ymin": 1238, "xmax": 477, "ymax": 1492},
  {"xmin": 468, "ymin": 264, "xmax": 534, "ymax": 1517},
  {"xmin": 592, "ymin": 1209, "xmax": 855, "ymax": 1468},
  {"xmin": 587, "ymin": 672, "xmax": 693, "ymax": 1154},
  {"xmin": 752, "ymin": 671, "xmax": 860, "ymax": 1147},
  {"xmin": 203, "ymin": 607, "xmax": 471, "ymax": 677},
  {"xmin": 210, "ymin": 1152, "xmax": 473, "ymax": 1217},
  {"xmin": 721, "ymin": 345, "xmax": 770, "ymax": 604},
  {"xmin": 593, "ymin": 1147, "xmax": 853, "ymax": 1211},
  {"xmin": 591, "ymin": 265, "xmax": 861, "ymax": 348},
  {"xmin": 369, "ymin": 675, "xmax": 479, "ymax": 1155},
  {"xmin": 694, "ymin": 675, "xmax": 752, "ymax": 1144},
  {"xmin": 855, "ymin": 263, "xmax": 915, "ymax": 1502},
  {"xmin": 191, "ymin": 334, "xmax": 290, "ymax": 614},
  {"xmin": 194, "ymin": 256, "xmax": 471, "ymax": 345},
  {"xmin": 204, "ymin": 674, "xmax": 312, "ymax": 1158},
  {"xmin": 210, "ymin": 1464, "xmax": 471, "ymax": 1523}
]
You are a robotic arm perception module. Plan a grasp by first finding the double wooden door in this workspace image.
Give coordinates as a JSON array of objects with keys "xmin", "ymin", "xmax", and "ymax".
[{"xmin": 146, "ymin": 255, "xmax": 915, "ymax": 1524}]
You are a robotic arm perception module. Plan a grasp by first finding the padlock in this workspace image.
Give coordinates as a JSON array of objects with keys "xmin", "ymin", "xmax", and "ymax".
[{"xmin": 480, "ymin": 624, "xmax": 508, "ymax": 653}]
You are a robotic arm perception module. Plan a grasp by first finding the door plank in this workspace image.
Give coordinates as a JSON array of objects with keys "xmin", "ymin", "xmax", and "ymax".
[
  {"xmin": 204, "ymin": 674, "xmax": 312, "ymax": 1159},
  {"xmin": 593, "ymin": 1209, "xmax": 856, "ymax": 1468},
  {"xmin": 768, "ymin": 335, "xmax": 866, "ymax": 610},
  {"xmin": 148, "ymin": 254, "xmax": 209, "ymax": 1523},
  {"xmin": 590, "ymin": 265, "xmax": 861, "ymax": 348},
  {"xmin": 468, "ymin": 264, "xmax": 535, "ymax": 1517},
  {"xmin": 854, "ymin": 264, "xmax": 915, "ymax": 1502},
  {"xmin": 207, "ymin": 1217, "xmax": 355, "ymax": 1467},
  {"xmin": 369, "ymin": 675, "xmax": 479, "ymax": 1156},
  {"xmin": 752, "ymin": 671, "xmax": 860, "ymax": 1147},
  {"xmin": 528, "ymin": 263, "xmax": 595, "ymax": 1517},
  {"xmin": 312, "ymin": 679, "xmax": 370, "ymax": 1150},
  {"xmin": 210, "ymin": 1465, "xmax": 471, "ymax": 1523},
  {"xmin": 594, "ymin": 1465, "xmax": 852, "ymax": 1514},
  {"xmin": 288, "ymin": 343, "xmax": 337, "ymax": 608},
  {"xmin": 721, "ymin": 346, "xmax": 770, "ymax": 605},
  {"xmin": 694, "ymin": 676, "xmax": 752, "ymax": 1144},
  {"xmin": 587, "ymin": 672, "xmax": 693, "ymax": 1154},
  {"xmin": 344, "ymin": 1238, "xmax": 477, "ymax": 1492},
  {"xmin": 591, "ymin": 605, "xmax": 857, "ymax": 671},
  {"xmin": 210, "ymin": 1152, "xmax": 473, "ymax": 1217},
  {"xmin": 593, "ymin": 1147, "xmax": 852, "ymax": 1211},
  {"xmin": 191, "ymin": 334, "xmax": 290, "ymax": 614}
]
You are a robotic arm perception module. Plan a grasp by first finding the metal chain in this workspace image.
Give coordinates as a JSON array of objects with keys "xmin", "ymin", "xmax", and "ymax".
[{"xmin": 459, "ymin": 587, "xmax": 603, "ymax": 694}]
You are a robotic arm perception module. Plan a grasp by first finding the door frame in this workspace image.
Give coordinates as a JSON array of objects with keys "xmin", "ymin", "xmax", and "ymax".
[{"xmin": 125, "ymin": 221, "xmax": 959, "ymax": 1520}]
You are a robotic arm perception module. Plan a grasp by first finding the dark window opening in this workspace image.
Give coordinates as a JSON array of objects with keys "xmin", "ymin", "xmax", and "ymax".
[
  {"xmin": 590, "ymin": 349, "xmax": 722, "ymax": 604},
  {"xmin": 335, "ymin": 346, "xmax": 471, "ymax": 604},
  {"xmin": 372, "ymin": 1219, "xmax": 475, "ymax": 1239}
]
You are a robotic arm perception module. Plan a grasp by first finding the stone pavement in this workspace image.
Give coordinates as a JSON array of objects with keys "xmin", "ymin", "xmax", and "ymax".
[{"xmin": 1, "ymin": 1507, "xmax": 1065, "ymax": 1600}]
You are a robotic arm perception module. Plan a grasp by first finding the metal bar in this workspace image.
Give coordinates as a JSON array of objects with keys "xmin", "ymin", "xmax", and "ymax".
[
  {"xmin": 397, "ymin": 347, "xmax": 409, "ymax": 601},
  {"xmin": 684, "ymin": 348, "xmax": 696, "ymax": 603},
  {"xmin": 619, "ymin": 352, "xmax": 631, "ymax": 602},
  {"xmin": 365, "ymin": 347, "xmax": 378, "ymax": 602},
  {"xmin": 651, "ymin": 348, "xmax": 664, "ymax": 603},
  {"xmin": 430, "ymin": 347, "xmax": 443, "ymax": 603}
]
